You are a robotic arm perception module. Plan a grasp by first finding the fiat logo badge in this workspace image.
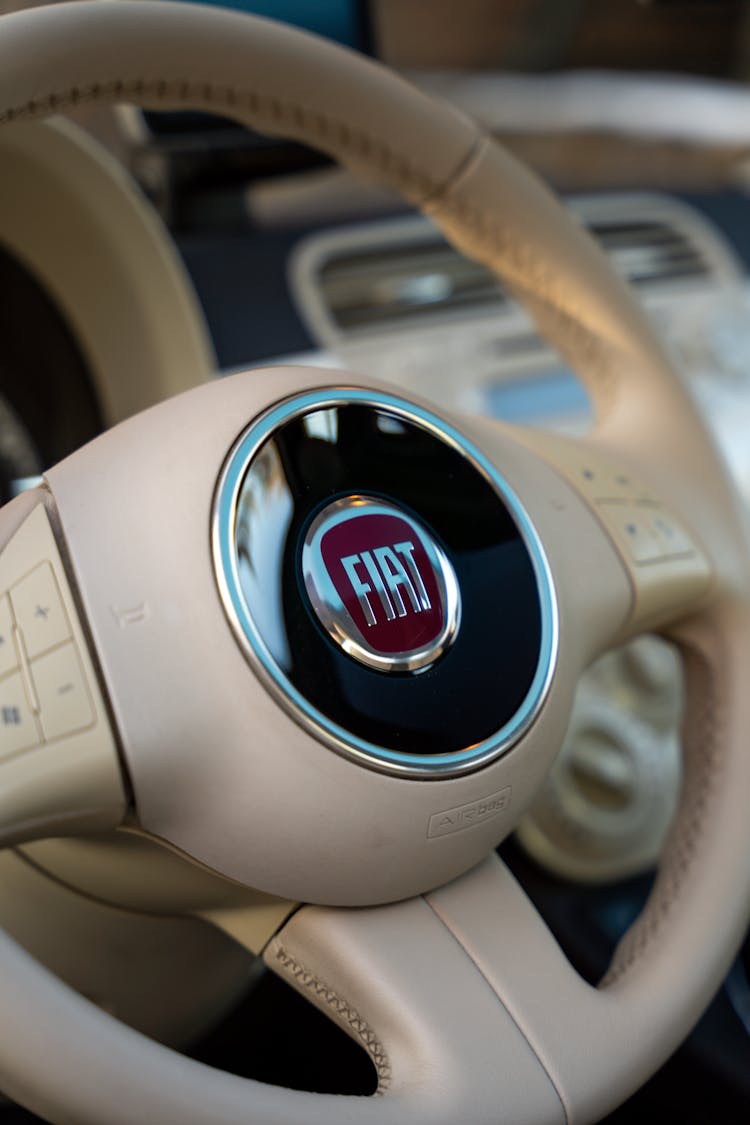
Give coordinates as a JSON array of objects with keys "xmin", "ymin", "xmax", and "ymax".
[{"xmin": 302, "ymin": 496, "xmax": 461, "ymax": 673}]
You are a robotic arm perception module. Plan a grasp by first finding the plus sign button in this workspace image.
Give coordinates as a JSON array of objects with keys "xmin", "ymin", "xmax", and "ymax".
[{"xmin": 302, "ymin": 497, "xmax": 461, "ymax": 673}]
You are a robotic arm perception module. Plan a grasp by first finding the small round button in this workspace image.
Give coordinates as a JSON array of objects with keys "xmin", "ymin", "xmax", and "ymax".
[{"xmin": 302, "ymin": 496, "xmax": 461, "ymax": 673}]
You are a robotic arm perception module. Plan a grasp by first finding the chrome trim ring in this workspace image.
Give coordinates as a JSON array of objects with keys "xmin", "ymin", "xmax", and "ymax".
[{"xmin": 212, "ymin": 387, "xmax": 559, "ymax": 779}]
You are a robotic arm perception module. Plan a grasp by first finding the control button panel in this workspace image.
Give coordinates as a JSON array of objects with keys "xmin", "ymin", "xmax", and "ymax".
[
  {"xmin": 0, "ymin": 504, "xmax": 99, "ymax": 763},
  {"xmin": 523, "ymin": 431, "xmax": 712, "ymax": 624},
  {"xmin": 565, "ymin": 460, "xmax": 656, "ymax": 507},
  {"xmin": 598, "ymin": 501, "xmax": 698, "ymax": 567},
  {"xmin": 597, "ymin": 496, "xmax": 711, "ymax": 623}
]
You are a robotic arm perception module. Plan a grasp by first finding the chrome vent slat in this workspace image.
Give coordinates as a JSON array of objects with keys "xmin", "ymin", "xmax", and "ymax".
[
  {"xmin": 590, "ymin": 220, "xmax": 711, "ymax": 283},
  {"xmin": 595, "ymin": 231, "xmax": 695, "ymax": 250},
  {"xmin": 321, "ymin": 264, "xmax": 474, "ymax": 294},
  {"xmin": 316, "ymin": 214, "xmax": 716, "ymax": 335},
  {"xmin": 629, "ymin": 266, "xmax": 708, "ymax": 287},
  {"xmin": 330, "ymin": 289, "xmax": 503, "ymax": 331},
  {"xmin": 609, "ymin": 251, "xmax": 709, "ymax": 280}
]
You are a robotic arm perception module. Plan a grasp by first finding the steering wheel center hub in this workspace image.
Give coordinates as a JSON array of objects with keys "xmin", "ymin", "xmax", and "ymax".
[{"xmin": 212, "ymin": 389, "xmax": 558, "ymax": 778}]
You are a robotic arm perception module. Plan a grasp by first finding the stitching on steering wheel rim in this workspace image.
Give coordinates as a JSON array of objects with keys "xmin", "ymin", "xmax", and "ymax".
[{"xmin": 602, "ymin": 641, "xmax": 723, "ymax": 986}]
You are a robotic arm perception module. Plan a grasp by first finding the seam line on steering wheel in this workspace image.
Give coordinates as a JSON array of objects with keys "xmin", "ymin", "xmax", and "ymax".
[
  {"xmin": 422, "ymin": 195, "xmax": 622, "ymax": 415},
  {"xmin": 0, "ymin": 77, "xmax": 621, "ymax": 416},
  {"xmin": 270, "ymin": 941, "xmax": 392, "ymax": 1094},
  {"xmin": 0, "ymin": 78, "xmax": 446, "ymax": 202},
  {"xmin": 602, "ymin": 644, "xmax": 722, "ymax": 986}
]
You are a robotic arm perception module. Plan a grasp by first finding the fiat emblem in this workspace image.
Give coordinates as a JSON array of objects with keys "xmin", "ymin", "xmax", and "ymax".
[{"xmin": 301, "ymin": 495, "xmax": 461, "ymax": 673}]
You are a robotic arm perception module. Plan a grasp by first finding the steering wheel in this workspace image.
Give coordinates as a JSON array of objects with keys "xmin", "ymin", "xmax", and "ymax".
[{"xmin": 1, "ymin": 4, "xmax": 749, "ymax": 1123}]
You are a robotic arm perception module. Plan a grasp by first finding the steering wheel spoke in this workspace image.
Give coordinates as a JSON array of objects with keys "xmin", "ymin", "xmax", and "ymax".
[
  {"xmin": 269, "ymin": 844, "xmax": 726, "ymax": 1124},
  {"xmin": 265, "ymin": 867, "xmax": 568, "ymax": 1124},
  {"xmin": 420, "ymin": 852, "xmax": 676, "ymax": 1124},
  {"xmin": 484, "ymin": 421, "xmax": 716, "ymax": 645},
  {"xmin": 268, "ymin": 831, "xmax": 750, "ymax": 1125},
  {"xmin": 0, "ymin": 490, "xmax": 125, "ymax": 847}
]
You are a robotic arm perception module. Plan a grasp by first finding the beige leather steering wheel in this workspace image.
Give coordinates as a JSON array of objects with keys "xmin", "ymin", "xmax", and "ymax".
[{"xmin": 1, "ymin": 4, "xmax": 750, "ymax": 1123}]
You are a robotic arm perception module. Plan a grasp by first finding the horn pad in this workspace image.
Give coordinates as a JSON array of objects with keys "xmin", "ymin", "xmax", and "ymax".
[{"xmin": 213, "ymin": 390, "xmax": 557, "ymax": 777}]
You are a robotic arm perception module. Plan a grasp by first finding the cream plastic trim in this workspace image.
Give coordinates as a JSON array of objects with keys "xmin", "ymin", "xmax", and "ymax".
[
  {"xmin": 201, "ymin": 902, "xmax": 297, "ymax": 957},
  {"xmin": 0, "ymin": 490, "xmax": 125, "ymax": 845},
  {"xmin": 22, "ymin": 830, "xmax": 297, "ymax": 955},
  {"xmin": 0, "ymin": 848, "xmax": 256, "ymax": 1050},
  {"xmin": 0, "ymin": 117, "xmax": 214, "ymax": 425},
  {"xmin": 0, "ymin": 4, "xmax": 748, "ymax": 1125}
]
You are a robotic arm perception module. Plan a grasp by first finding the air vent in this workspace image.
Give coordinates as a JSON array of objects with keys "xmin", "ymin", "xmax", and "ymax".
[
  {"xmin": 589, "ymin": 219, "xmax": 711, "ymax": 288},
  {"xmin": 292, "ymin": 195, "xmax": 741, "ymax": 344},
  {"xmin": 318, "ymin": 241, "xmax": 507, "ymax": 333}
]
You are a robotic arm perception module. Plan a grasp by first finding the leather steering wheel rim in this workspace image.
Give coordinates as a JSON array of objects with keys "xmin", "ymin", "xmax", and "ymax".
[{"xmin": 1, "ymin": 4, "xmax": 750, "ymax": 1123}]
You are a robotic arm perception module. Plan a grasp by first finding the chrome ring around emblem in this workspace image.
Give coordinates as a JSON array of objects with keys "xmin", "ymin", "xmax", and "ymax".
[
  {"xmin": 302, "ymin": 496, "xmax": 461, "ymax": 673},
  {"xmin": 212, "ymin": 387, "xmax": 559, "ymax": 779}
]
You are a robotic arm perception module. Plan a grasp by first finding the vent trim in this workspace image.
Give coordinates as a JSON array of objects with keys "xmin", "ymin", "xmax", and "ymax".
[{"xmin": 290, "ymin": 192, "xmax": 744, "ymax": 346}]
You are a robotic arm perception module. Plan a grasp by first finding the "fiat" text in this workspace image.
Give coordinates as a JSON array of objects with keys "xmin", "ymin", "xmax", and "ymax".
[{"xmin": 341, "ymin": 540, "xmax": 431, "ymax": 626}]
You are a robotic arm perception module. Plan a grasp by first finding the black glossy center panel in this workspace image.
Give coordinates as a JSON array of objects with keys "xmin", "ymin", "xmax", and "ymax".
[{"xmin": 232, "ymin": 402, "xmax": 545, "ymax": 756}]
